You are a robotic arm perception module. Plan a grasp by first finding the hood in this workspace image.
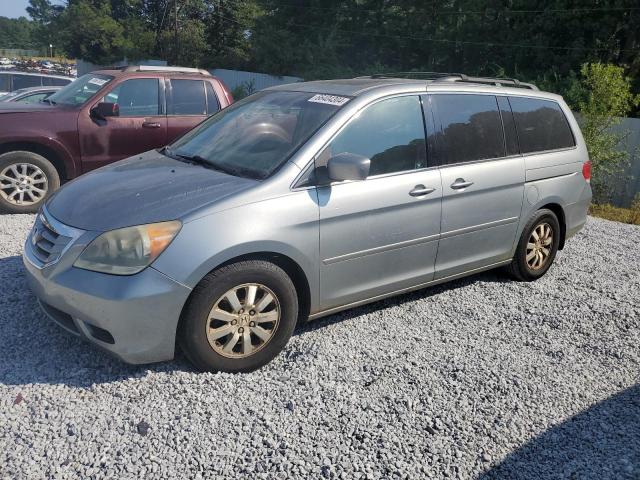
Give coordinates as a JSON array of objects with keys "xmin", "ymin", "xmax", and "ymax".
[
  {"xmin": 0, "ymin": 102, "xmax": 61, "ymax": 114},
  {"xmin": 46, "ymin": 150, "xmax": 259, "ymax": 231}
]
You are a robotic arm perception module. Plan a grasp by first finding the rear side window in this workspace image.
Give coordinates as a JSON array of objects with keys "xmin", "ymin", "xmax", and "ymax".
[
  {"xmin": 104, "ymin": 78, "xmax": 159, "ymax": 117},
  {"xmin": 170, "ymin": 79, "xmax": 206, "ymax": 115},
  {"xmin": 509, "ymin": 97, "xmax": 575, "ymax": 153},
  {"xmin": 430, "ymin": 94, "xmax": 505, "ymax": 165},
  {"xmin": 12, "ymin": 74, "xmax": 42, "ymax": 90},
  {"xmin": 0, "ymin": 73, "xmax": 9, "ymax": 91},
  {"xmin": 321, "ymin": 96, "xmax": 426, "ymax": 176},
  {"xmin": 206, "ymin": 82, "xmax": 220, "ymax": 115},
  {"xmin": 42, "ymin": 77, "xmax": 71, "ymax": 87}
]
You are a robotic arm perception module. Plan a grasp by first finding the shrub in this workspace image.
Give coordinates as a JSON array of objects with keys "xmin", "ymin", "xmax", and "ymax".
[{"xmin": 567, "ymin": 64, "xmax": 640, "ymax": 204}]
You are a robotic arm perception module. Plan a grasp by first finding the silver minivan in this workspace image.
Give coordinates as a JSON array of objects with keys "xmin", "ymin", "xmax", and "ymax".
[{"xmin": 23, "ymin": 75, "xmax": 592, "ymax": 372}]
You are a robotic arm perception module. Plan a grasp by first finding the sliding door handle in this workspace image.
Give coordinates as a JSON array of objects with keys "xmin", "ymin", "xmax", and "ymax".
[
  {"xmin": 450, "ymin": 178, "xmax": 474, "ymax": 190},
  {"xmin": 409, "ymin": 185, "xmax": 436, "ymax": 197}
]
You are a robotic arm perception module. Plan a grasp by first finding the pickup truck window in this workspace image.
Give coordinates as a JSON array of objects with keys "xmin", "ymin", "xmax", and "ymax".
[
  {"xmin": 170, "ymin": 79, "xmax": 206, "ymax": 115},
  {"xmin": 47, "ymin": 74, "xmax": 114, "ymax": 106},
  {"xmin": 102, "ymin": 78, "xmax": 160, "ymax": 117}
]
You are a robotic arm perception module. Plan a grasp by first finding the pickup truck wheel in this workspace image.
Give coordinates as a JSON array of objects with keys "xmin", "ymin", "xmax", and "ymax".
[
  {"xmin": 0, "ymin": 151, "xmax": 60, "ymax": 214},
  {"xmin": 179, "ymin": 260, "xmax": 299, "ymax": 373}
]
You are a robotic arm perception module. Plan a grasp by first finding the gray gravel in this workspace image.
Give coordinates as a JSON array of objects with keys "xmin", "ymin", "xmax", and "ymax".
[{"xmin": 1, "ymin": 214, "xmax": 639, "ymax": 479}]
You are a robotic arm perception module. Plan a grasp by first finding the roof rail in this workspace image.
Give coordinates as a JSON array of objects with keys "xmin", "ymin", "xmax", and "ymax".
[
  {"xmin": 433, "ymin": 74, "xmax": 538, "ymax": 90},
  {"xmin": 356, "ymin": 71, "xmax": 538, "ymax": 90},
  {"xmin": 357, "ymin": 71, "xmax": 458, "ymax": 80},
  {"xmin": 122, "ymin": 65, "xmax": 211, "ymax": 76}
]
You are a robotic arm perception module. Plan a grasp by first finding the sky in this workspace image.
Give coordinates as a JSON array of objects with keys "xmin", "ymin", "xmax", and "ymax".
[
  {"xmin": 0, "ymin": 0, "xmax": 32, "ymax": 19},
  {"xmin": 0, "ymin": 0, "xmax": 64, "ymax": 19}
]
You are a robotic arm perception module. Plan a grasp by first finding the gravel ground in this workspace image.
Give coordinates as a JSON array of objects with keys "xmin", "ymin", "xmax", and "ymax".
[{"xmin": 0, "ymin": 214, "xmax": 639, "ymax": 479}]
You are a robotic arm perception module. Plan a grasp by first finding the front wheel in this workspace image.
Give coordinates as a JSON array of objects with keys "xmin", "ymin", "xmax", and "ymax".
[
  {"xmin": 179, "ymin": 260, "xmax": 299, "ymax": 373},
  {"xmin": 507, "ymin": 208, "xmax": 560, "ymax": 281},
  {"xmin": 0, "ymin": 151, "xmax": 60, "ymax": 214}
]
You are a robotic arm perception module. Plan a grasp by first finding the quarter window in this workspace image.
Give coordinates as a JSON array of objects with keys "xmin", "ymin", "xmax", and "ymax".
[
  {"xmin": 320, "ymin": 96, "xmax": 426, "ymax": 177},
  {"xmin": 206, "ymin": 82, "xmax": 220, "ymax": 114},
  {"xmin": 170, "ymin": 79, "xmax": 206, "ymax": 115},
  {"xmin": 104, "ymin": 79, "xmax": 160, "ymax": 117},
  {"xmin": 509, "ymin": 97, "xmax": 575, "ymax": 153},
  {"xmin": 430, "ymin": 94, "xmax": 505, "ymax": 165}
]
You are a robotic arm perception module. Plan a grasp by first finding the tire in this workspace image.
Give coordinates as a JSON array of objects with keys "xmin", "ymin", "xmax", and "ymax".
[
  {"xmin": 507, "ymin": 208, "xmax": 561, "ymax": 281},
  {"xmin": 179, "ymin": 260, "xmax": 299, "ymax": 373},
  {"xmin": 0, "ymin": 151, "xmax": 60, "ymax": 214}
]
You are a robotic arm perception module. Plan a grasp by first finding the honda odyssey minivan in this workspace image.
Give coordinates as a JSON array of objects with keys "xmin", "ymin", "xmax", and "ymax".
[{"xmin": 23, "ymin": 74, "xmax": 592, "ymax": 372}]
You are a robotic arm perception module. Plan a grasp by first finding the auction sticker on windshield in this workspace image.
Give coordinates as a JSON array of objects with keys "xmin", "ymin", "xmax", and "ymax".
[
  {"xmin": 88, "ymin": 77, "xmax": 109, "ymax": 86},
  {"xmin": 308, "ymin": 94, "xmax": 350, "ymax": 106}
]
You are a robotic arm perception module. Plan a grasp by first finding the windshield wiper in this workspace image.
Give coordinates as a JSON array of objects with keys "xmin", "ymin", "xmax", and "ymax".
[{"xmin": 161, "ymin": 147, "xmax": 262, "ymax": 179}]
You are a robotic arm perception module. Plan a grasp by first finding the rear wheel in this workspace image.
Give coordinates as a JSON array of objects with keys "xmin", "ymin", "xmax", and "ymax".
[
  {"xmin": 179, "ymin": 260, "xmax": 298, "ymax": 373},
  {"xmin": 507, "ymin": 208, "xmax": 560, "ymax": 281},
  {"xmin": 0, "ymin": 151, "xmax": 60, "ymax": 214}
]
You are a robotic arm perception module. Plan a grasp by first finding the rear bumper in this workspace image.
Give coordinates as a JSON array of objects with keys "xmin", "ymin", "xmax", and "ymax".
[
  {"xmin": 23, "ymin": 244, "xmax": 192, "ymax": 364},
  {"xmin": 565, "ymin": 182, "xmax": 592, "ymax": 240}
]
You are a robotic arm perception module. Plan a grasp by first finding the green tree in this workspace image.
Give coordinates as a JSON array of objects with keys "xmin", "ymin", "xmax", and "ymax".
[
  {"xmin": 0, "ymin": 17, "xmax": 37, "ymax": 49},
  {"xmin": 27, "ymin": 0, "xmax": 64, "ymax": 51},
  {"xmin": 58, "ymin": 1, "xmax": 128, "ymax": 64},
  {"xmin": 568, "ymin": 63, "xmax": 639, "ymax": 202}
]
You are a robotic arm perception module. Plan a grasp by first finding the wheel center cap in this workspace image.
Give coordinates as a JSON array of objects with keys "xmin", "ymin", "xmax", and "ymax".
[{"xmin": 239, "ymin": 314, "xmax": 250, "ymax": 325}]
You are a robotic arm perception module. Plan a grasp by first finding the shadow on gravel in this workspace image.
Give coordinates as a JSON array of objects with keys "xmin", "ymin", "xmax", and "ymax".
[
  {"xmin": 298, "ymin": 268, "xmax": 511, "ymax": 335},
  {"xmin": 0, "ymin": 255, "xmax": 194, "ymax": 388},
  {"xmin": 1, "ymin": 252, "xmax": 508, "ymax": 387},
  {"xmin": 478, "ymin": 384, "xmax": 640, "ymax": 480}
]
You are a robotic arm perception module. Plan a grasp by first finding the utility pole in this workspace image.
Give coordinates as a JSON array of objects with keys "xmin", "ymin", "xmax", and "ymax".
[{"xmin": 174, "ymin": 0, "xmax": 179, "ymax": 64}]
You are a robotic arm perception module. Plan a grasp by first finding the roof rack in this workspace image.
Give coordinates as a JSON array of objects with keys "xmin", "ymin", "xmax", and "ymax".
[
  {"xmin": 434, "ymin": 74, "xmax": 538, "ymax": 90},
  {"xmin": 121, "ymin": 65, "xmax": 211, "ymax": 76},
  {"xmin": 357, "ymin": 71, "xmax": 455, "ymax": 80},
  {"xmin": 356, "ymin": 71, "xmax": 538, "ymax": 90}
]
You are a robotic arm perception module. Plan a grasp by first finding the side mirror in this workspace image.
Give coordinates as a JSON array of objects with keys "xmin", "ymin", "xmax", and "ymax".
[
  {"xmin": 327, "ymin": 152, "xmax": 370, "ymax": 182},
  {"xmin": 90, "ymin": 102, "xmax": 119, "ymax": 119}
]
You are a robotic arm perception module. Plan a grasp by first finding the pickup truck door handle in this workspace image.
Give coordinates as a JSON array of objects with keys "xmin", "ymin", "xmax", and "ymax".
[
  {"xmin": 409, "ymin": 185, "xmax": 436, "ymax": 197},
  {"xmin": 142, "ymin": 121, "xmax": 161, "ymax": 129},
  {"xmin": 450, "ymin": 178, "xmax": 474, "ymax": 190}
]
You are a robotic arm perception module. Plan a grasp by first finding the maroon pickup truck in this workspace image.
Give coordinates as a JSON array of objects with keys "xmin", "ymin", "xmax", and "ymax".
[{"xmin": 0, "ymin": 66, "xmax": 233, "ymax": 213}]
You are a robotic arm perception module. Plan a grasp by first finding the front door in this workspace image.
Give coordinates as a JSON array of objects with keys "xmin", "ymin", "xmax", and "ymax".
[
  {"xmin": 79, "ymin": 78, "xmax": 167, "ymax": 172},
  {"xmin": 426, "ymin": 93, "xmax": 525, "ymax": 279},
  {"xmin": 317, "ymin": 95, "xmax": 442, "ymax": 310}
]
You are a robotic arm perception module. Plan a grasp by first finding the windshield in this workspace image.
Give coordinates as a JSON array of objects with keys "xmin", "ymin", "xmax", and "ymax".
[
  {"xmin": 46, "ymin": 73, "xmax": 113, "ymax": 106},
  {"xmin": 169, "ymin": 90, "xmax": 350, "ymax": 179},
  {"xmin": 0, "ymin": 91, "xmax": 19, "ymax": 101}
]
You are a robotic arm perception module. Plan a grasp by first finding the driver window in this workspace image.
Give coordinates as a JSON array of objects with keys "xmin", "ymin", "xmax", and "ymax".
[
  {"xmin": 102, "ymin": 79, "xmax": 159, "ymax": 117},
  {"xmin": 317, "ymin": 95, "xmax": 426, "ymax": 177}
]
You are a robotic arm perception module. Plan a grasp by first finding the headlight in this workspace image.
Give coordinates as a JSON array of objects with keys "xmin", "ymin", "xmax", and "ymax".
[{"xmin": 74, "ymin": 221, "xmax": 181, "ymax": 275}]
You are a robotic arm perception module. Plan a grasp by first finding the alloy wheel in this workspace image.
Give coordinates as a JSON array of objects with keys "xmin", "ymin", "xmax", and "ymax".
[
  {"xmin": 206, "ymin": 283, "xmax": 281, "ymax": 358},
  {"xmin": 526, "ymin": 222, "xmax": 553, "ymax": 270},
  {"xmin": 0, "ymin": 163, "xmax": 48, "ymax": 206}
]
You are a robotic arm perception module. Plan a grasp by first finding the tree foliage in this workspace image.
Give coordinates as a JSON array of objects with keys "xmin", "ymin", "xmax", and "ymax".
[
  {"xmin": 568, "ymin": 63, "xmax": 639, "ymax": 202},
  {"xmin": 0, "ymin": 17, "xmax": 37, "ymax": 49},
  {"xmin": 1, "ymin": 0, "xmax": 638, "ymax": 117}
]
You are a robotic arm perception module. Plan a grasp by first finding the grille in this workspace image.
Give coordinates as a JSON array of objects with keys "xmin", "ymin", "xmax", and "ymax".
[{"xmin": 29, "ymin": 213, "xmax": 73, "ymax": 265}]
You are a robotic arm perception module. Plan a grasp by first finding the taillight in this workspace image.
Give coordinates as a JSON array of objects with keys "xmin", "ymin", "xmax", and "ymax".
[{"xmin": 582, "ymin": 160, "xmax": 591, "ymax": 183}]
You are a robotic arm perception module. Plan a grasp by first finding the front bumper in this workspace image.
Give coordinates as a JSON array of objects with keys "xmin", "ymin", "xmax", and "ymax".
[{"xmin": 22, "ymin": 214, "xmax": 192, "ymax": 365}]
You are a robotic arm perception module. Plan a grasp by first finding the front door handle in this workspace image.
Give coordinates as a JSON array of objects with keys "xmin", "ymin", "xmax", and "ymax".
[
  {"xmin": 409, "ymin": 185, "xmax": 436, "ymax": 197},
  {"xmin": 142, "ymin": 121, "xmax": 161, "ymax": 129},
  {"xmin": 450, "ymin": 178, "xmax": 474, "ymax": 190}
]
